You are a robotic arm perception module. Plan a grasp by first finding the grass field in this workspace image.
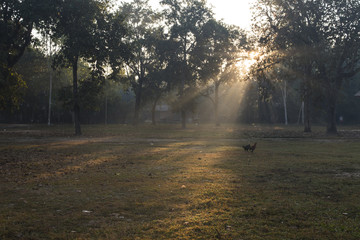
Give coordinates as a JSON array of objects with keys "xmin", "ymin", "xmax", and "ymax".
[{"xmin": 1, "ymin": 124, "xmax": 360, "ymax": 239}]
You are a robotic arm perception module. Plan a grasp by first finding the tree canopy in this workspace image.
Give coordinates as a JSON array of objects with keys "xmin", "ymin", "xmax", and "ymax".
[
  {"xmin": 252, "ymin": 0, "xmax": 360, "ymax": 133},
  {"xmin": 52, "ymin": 0, "xmax": 129, "ymax": 135},
  {"xmin": 3, "ymin": 0, "xmax": 360, "ymax": 132}
]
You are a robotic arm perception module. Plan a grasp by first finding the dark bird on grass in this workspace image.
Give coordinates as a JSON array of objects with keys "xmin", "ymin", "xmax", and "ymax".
[
  {"xmin": 242, "ymin": 144, "xmax": 251, "ymax": 151},
  {"xmin": 243, "ymin": 142, "xmax": 257, "ymax": 152},
  {"xmin": 249, "ymin": 142, "xmax": 257, "ymax": 152}
]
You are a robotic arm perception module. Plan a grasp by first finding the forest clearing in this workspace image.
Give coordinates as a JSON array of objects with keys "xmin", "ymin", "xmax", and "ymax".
[
  {"xmin": 3, "ymin": 0, "xmax": 360, "ymax": 238},
  {"xmin": 1, "ymin": 124, "xmax": 360, "ymax": 239}
]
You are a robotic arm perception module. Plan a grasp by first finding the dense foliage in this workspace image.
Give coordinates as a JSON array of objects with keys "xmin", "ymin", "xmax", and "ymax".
[
  {"xmin": 1, "ymin": 0, "xmax": 360, "ymax": 134},
  {"xmin": 251, "ymin": 0, "xmax": 360, "ymax": 133}
]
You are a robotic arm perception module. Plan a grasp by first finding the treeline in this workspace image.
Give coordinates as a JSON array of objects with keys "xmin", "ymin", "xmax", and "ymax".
[
  {"xmin": 1, "ymin": 48, "xmax": 135, "ymax": 124},
  {"xmin": 250, "ymin": 0, "xmax": 360, "ymax": 133},
  {"xmin": 1, "ymin": 0, "xmax": 360, "ymax": 135}
]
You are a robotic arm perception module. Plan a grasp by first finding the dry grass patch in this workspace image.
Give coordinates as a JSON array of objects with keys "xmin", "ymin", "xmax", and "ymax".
[{"xmin": 1, "ymin": 124, "xmax": 360, "ymax": 239}]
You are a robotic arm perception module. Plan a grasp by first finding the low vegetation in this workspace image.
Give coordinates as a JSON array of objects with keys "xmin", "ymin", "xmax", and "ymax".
[{"xmin": 1, "ymin": 124, "xmax": 360, "ymax": 239}]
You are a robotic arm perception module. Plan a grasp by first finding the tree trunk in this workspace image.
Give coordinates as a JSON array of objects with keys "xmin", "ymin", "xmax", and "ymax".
[
  {"xmin": 214, "ymin": 83, "xmax": 220, "ymax": 126},
  {"xmin": 152, "ymin": 103, "xmax": 156, "ymax": 126},
  {"xmin": 47, "ymin": 36, "xmax": 53, "ymax": 126},
  {"xmin": 151, "ymin": 94, "xmax": 161, "ymax": 125},
  {"xmin": 303, "ymin": 93, "xmax": 311, "ymax": 133},
  {"xmin": 181, "ymin": 110, "xmax": 186, "ymax": 129},
  {"xmin": 326, "ymin": 95, "xmax": 338, "ymax": 134},
  {"xmin": 0, "ymin": 68, "xmax": 9, "ymax": 109},
  {"xmin": 326, "ymin": 75, "xmax": 342, "ymax": 134},
  {"xmin": 180, "ymin": 82, "xmax": 186, "ymax": 129},
  {"xmin": 133, "ymin": 77, "xmax": 144, "ymax": 126},
  {"xmin": 301, "ymin": 101, "xmax": 304, "ymax": 124},
  {"xmin": 281, "ymin": 81, "xmax": 288, "ymax": 125},
  {"xmin": 104, "ymin": 93, "xmax": 108, "ymax": 125},
  {"xmin": 297, "ymin": 101, "xmax": 304, "ymax": 125},
  {"xmin": 303, "ymin": 76, "xmax": 311, "ymax": 132},
  {"xmin": 133, "ymin": 92, "xmax": 141, "ymax": 126},
  {"xmin": 258, "ymin": 97, "xmax": 271, "ymax": 123},
  {"xmin": 72, "ymin": 55, "xmax": 81, "ymax": 136},
  {"xmin": 181, "ymin": 41, "xmax": 187, "ymax": 129}
]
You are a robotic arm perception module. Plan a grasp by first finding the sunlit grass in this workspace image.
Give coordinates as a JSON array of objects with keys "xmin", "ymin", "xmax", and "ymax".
[{"xmin": 1, "ymin": 124, "xmax": 360, "ymax": 239}]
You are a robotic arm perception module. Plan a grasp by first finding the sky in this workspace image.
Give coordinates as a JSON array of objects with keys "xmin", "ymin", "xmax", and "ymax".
[
  {"xmin": 118, "ymin": 0, "xmax": 255, "ymax": 29},
  {"xmin": 207, "ymin": 0, "xmax": 255, "ymax": 29}
]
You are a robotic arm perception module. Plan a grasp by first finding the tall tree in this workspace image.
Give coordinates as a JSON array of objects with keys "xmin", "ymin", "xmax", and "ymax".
[
  {"xmin": 249, "ymin": 60, "xmax": 276, "ymax": 123},
  {"xmin": 196, "ymin": 21, "xmax": 246, "ymax": 126},
  {"xmin": 117, "ymin": 0, "xmax": 162, "ymax": 126},
  {"xmin": 252, "ymin": 0, "xmax": 315, "ymax": 131},
  {"xmin": 142, "ymin": 68, "xmax": 170, "ymax": 125},
  {"xmin": 160, "ymin": 0, "xmax": 213, "ymax": 128},
  {"xmin": 252, "ymin": 0, "xmax": 360, "ymax": 134},
  {"xmin": 52, "ymin": 0, "xmax": 119, "ymax": 135},
  {"xmin": 140, "ymin": 29, "xmax": 174, "ymax": 126},
  {"xmin": 318, "ymin": 1, "xmax": 360, "ymax": 133}
]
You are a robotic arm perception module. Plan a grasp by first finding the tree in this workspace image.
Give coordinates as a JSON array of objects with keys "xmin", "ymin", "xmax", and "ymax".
[
  {"xmin": 52, "ymin": 0, "xmax": 126, "ymax": 135},
  {"xmin": 249, "ymin": 63, "xmax": 276, "ymax": 123},
  {"xmin": 317, "ymin": 1, "xmax": 360, "ymax": 133},
  {"xmin": 252, "ymin": 0, "xmax": 360, "ymax": 134},
  {"xmin": 0, "ymin": 0, "xmax": 58, "ymax": 110},
  {"xmin": 252, "ymin": 0, "xmax": 317, "ymax": 131},
  {"xmin": 196, "ymin": 21, "xmax": 246, "ymax": 126},
  {"xmin": 160, "ymin": 0, "xmax": 214, "ymax": 128},
  {"xmin": 117, "ymin": 0, "xmax": 162, "ymax": 126}
]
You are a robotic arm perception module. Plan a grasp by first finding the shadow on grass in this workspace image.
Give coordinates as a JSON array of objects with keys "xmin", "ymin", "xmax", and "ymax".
[
  {"xmin": 1, "ymin": 135, "xmax": 240, "ymax": 239},
  {"xmin": 1, "ymin": 125, "xmax": 360, "ymax": 239}
]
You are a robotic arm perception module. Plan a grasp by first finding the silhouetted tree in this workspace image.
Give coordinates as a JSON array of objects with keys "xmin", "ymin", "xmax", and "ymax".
[
  {"xmin": 116, "ymin": 0, "xmax": 162, "ymax": 126},
  {"xmin": 196, "ymin": 21, "xmax": 246, "ymax": 125},
  {"xmin": 52, "ymin": 0, "xmax": 127, "ymax": 135},
  {"xmin": 160, "ymin": 0, "xmax": 214, "ymax": 128},
  {"xmin": 253, "ymin": 0, "xmax": 360, "ymax": 134}
]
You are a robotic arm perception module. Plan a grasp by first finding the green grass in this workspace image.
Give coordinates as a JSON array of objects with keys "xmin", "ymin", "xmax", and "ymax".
[{"xmin": 1, "ymin": 124, "xmax": 360, "ymax": 239}]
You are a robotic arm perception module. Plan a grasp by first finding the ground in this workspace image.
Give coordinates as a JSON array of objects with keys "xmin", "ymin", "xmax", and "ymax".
[{"xmin": 0, "ymin": 124, "xmax": 360, "ymax": 239}]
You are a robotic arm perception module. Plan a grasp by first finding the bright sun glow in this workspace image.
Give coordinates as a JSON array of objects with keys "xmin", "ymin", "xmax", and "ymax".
[
  {"xmin": 236, "ymin": 50, "xmax": 260, "ymax": 77},
  {"xmin": 207, "ymin": 0, "xmax": 255, "ymax": 29},
  {"xmin": 116, "ymin": 0, "xmax": 257, "ymax": 121}
]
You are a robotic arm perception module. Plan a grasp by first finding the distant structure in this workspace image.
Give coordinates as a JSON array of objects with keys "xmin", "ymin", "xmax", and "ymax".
[
  {"xmin": 143, "ymin": 103, "xmax": 180, "ymax": 123},
  {"xmin": 155, "ymin": 104, "xmax": 173, "ymax": 121}
]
